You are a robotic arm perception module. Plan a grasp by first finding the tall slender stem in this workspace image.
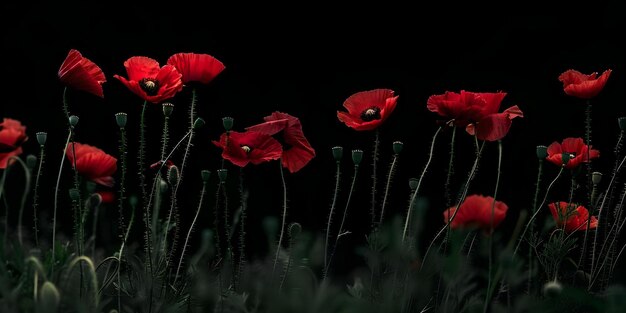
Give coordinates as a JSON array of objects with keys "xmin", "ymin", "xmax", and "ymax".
[
  {"xmin": 484, "ymin": 141, "xmax": 503, "ymax": 313},
  {"xmin": 118, "ymin": 126, "xmax": 127, "ymax": 244},
  {"xmin": 272, "ymin": 161, "xmax": 288, "ymax": 280},
  {"xmin": 527, "ymin": 159, "xmax": 544, "ymax": 294},
  {"xmin": 32, "ymin": 145, "xmax": 45, "ymax": 247},
  {"xmin": 324, "ymin": 161, "xmax": 341, "ymax": 276},
  {"xmin": 444, "ymin": 127, "xmax": 457, "ymax": 207},
  {"xmin": 52, "ymin": 130, "xmax": 72, "ymax": 271},
  {"xmin": 174, "ymin": 180, "xmax": 207, "ymax": 285},
  {"xmin": 370, "ymin": 129, "xmax": 380, "ymax": 229},
  {"xmin": 379, "ymin": 154, "xmax": 398, "ymax": 226},
  {"xmin": 580, "ymin": 100, "xmax": 593, "ymax": 270}
]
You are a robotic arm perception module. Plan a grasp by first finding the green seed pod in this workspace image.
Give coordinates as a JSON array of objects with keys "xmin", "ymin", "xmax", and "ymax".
[
  {"xmin": 193, "ymin": 117, "xmax": 206, "ymax": 130},
  {"xmin": 201, "ymin": 170, "xmax": 211, "ymax": 182},
  {"xmin": 222, "ymin": 116, "xmax": 234, "ymax": 131},
  {"xmin": 536, "ymin": 145, "xmax": 548, "ymax": 160},
  {"xmin": 129, "ymin": 195, "xmax": 139, "ymax": 208},
  {"xmin": 217, "ymin": 168, "xmax": 228, "ymax": 182},
  {"xmin": 351, "ymin": 149, "xmax": 363, "ymax": 165},
  {"xmin": 332, "ymin": 146, "xmax": 343, "ymax": 161},
  {"xmin": 393, "ymin": 141, "xmax": 404, "ymax": 154},
  {"xmin": 592, "ymin": 172, "xmax": 602, "ymax": 185},
  {"xmin": 162, "ymin": 103, "xmax": 174, "ymax": 117},
  {"xmin": 409, "ymin": 178, "xmax": 419, "ymax": 190},
  {"xmin": 115, "ymin": 112, "xmax": 128, "ymax": 128},
  {"xmin": 26, "ymin": 154, "xmax": 38, "ymax": 169},
  {"xmin": 36, "ymin": 132, "xmax": 48, "ymax": 146},
  {"xmin": 69, "ymin": 188, "xmax": 80, "ymax": 201},
  {"xmin": 69, "ymin": 115, "xmax": 79, "ymax": 127},
  {"xmin": 618, "ymin": 117, "xmax": 626, "ymax": 131}
]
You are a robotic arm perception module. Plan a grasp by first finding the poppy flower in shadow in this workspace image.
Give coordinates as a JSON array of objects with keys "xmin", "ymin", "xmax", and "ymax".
[
  {"xmin": 546, "ymin": 137, "xmax": 599, "ymax": 169},
  {"xmin": 548, "ymin": 202, "xmax": 598, "ymax": 233},
  {"xmin": 558, "ymin": 69, "xmax": 612, "ymax": 99},
  {"xmin": 246, "ymin": 112, "xmax": 315, "ymax": 173},
  {"xmin": 0, "ymin": 118, "xmax": 28, "ymax": 169},
  {"xmin": 58, "ymin": 49, "xmax": 106, "ymax": 98},
  {"xmin": 212, "ymin": 131, "xmax": 283, "ymax": 167},
  {"xmin": 114, "ymin": 56, "xmax": 183, "ymax": 103},
  {"xmin": 97, "ymin": 191, "xmax": 116, "ymax": 204},
  {"xmin": 66, "ymin": 142, "xmax": 117, "ymax": 187},
  {"xmin": 466, "ymin": 105, "xmax": 524, "ymax": 141},
  {"xmin": 337, "ymin": 89, "xmax": 398, "ymax": 131},
  {"xmin": 443, "ymin": 194, "xmax": 508, "ymax": 232},
  {"xmin": 427, "ymin": 91, "xmax": 507, "ymax": 127},
  {"xmin": 167, "ymin": 52, "xmax": 225, "ymax": 84}
]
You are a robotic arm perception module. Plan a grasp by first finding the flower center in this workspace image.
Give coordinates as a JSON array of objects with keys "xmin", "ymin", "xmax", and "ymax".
[
  {"xmin": 139, "ymin": 78, "xmax": 160, "ymax": 96},
  {"xmin": 360, "ymin": 107, "xmax": 381, "ymax": 122},
  {"xmin": 241, "ymin": 145, "xmax": 252, "ymax": 153}
]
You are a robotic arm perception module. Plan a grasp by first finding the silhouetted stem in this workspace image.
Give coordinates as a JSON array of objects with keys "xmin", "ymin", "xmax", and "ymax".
[
  {"xmin": 484, "ymin": 140, "xmax": 503, "ymax": 313},
  {"xmin": 272, "ymin": 162, "xmax": 288, "ymax": 280},
  {"xmin": 324, "ymin": 161, "xmax": 341, "ymax": 277}
]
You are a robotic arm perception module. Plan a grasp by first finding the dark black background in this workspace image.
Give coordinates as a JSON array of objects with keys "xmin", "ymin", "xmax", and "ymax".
[{"xmin": 1, "ymin": 1, "xmax": 625, "ymax": 274}]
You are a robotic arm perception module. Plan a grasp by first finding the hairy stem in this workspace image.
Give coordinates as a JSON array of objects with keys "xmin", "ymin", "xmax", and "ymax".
[
  {"xmin": 324, "ymin": 161, "xmax": 341, "ymax": 278},
  {"xmin": 32, "ymin": 145, "xmax": 46, "ymax": 247},
  {"xmin": 484, "ymin": 140, "xmax": 503, "ymax": 313},
  {"xmin": 379, "ymin": 153, "xmax": 399, "ymax": 227},
  {"xmin": 52, "ymin": 130, "xmax": 72, "ymax": 271},
  {"xmin": 444, "ymin": 126, "xmax": 457, "ymax": 207},
  {"xmin": 527, "ymin": 160, "xmax": 544, "ymax": 294},
  {"xmin": 371, "ymin": 129, "xmax": 380, "ymax": 229},
  {"xmin": 580, "ymin": 100, "xmax": 593, "ymax": 269},
  {"xmin": 272, "ymin": 162, "xmax": 289, "ymax": 280}
]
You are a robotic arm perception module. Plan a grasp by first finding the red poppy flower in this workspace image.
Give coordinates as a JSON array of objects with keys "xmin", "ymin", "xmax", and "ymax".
[
  {"xmin": 546, "ymin": 137, "xmax": 599, "ymax": 169},
  {"xmin": 212, "ymin": 131, "xmax": 283, "ymax": 167},
  {"xmin": 558, "ymin": 69, "xmax": 612, "ymax": 99},
  {"xmin": 465, "ymin": 105, "xmax": 524, "ymax": 141},
  {"xmin": 427, "ymin": 91, "xmax": 507, "ymax": 126},
  {"xmin": 245, "ymin": 112, "xmax": 316, "ymax": 173},
  {"xmin": 58, "ymin": 49, "xmax": 106, "ymax": 98},
  {"xmin": 97, "ymin": 191, "xmax": 116, "ymax": 204},
  {"xmin": 66, "ymin": 142, "xmax": 117, "ymax": 187},
  {"xmin": 114, "ymin": 56, "xmax": 183, "ymax": 103},
  {"xmin": 442, "ymin": 194, "xmax": 508, "ymax": 231},
  {"xmin": 337, "ymin": 89, "xmax": 398, "ymax": 131},
  {"xmin": 0, "ymin": 118, "xmax": 28, "ymax": 169},
  {"xmin": 548, "ymin": 202, "xmax": 598, "ymax": 233},
  {"xmin": 167, "ymin": 52, "xmax": 225, "ymax": 84}
]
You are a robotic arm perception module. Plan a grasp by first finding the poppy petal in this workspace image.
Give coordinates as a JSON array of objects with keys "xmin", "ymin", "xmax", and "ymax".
[
  {"xmin": 167, "ymin": 53, "xmax": 225, "ymax": 84},
  {"xmin": 342, "ymin": 89, "xmax": 395, "ymax": 114},
  {"xmin": 124, "ymin": 56, "xmax": 160, "ymax": 81}
]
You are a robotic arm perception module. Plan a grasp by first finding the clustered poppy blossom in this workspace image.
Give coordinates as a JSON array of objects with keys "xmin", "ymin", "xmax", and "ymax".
[
  {"xmin": 66, "ymin": 142, "xmax": 117, "ymax": 187},
  {"xmin": 337, "ymin": 89, "xmax": 398, "ymax": 131},
  {"xmin": 0, "ymin": 118, "xmax": 28, "ymax": 169},
  {"xmin": 428, "ymin": 91, "xmax": 523, "ymax": 141},
  {"xmin": 58, "ymin": 49, "xmax": 106, "ymax": 98},
  {"xmin": 558, "ymin": 69, "xmax": 612, "ymax": 99},
  {"xmin": 548, "ymin": 202, "xmax": 598, "ymax": 233},
  {"xmin": 212, "ymin": 131, "xmax": 283, "ymax": 168},
  {"xmin": 114, "ymin": 56, "xmax": 183, "ymax": 103},
  {"xmin": 443, "ymin": 194, "xmax": 508, "ymax": 231},
  {"xmin": 546, "ymin": 137, "xmax": 600, "ymax": 169},
  {"xmin": 246, "ymin": 112, "xmax": 316, "ymax": 173},
  {"xmin": 167, "ymin": 52, "xmax": 225, "ymax": 84}
]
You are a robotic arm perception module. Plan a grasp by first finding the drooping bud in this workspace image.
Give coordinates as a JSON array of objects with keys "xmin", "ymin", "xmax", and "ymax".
[
  {"xmin": 159, "ymin": 179, "xmax": 169, "ymax": 193},
  {"xmin": 592, "ymin": 172, "xmax": 602, "ymax": 185},
  {"xmin": 115, "ymin": 113, "xmax": 128, "ymax": 128},
  {"xmin": 409, "ymin": 178, "xmax": 419, "ymax": 190},
  {"xmin": 393, "ymin": 141, "xmax": 404, "ymax": 155},
  {"xmin": 332, "ymin": 146, "xmax": 343, "ymax": 161},
  {"xmin": 222, "ymin": 116, "xmax": 234, "ymax": 131},
  {"xmin": 38, "ymin": 281, "xmax": 61, "ymax": 312},
  {"xmin": 26, "ymin": 155, "xmax": 38, "ymax": 169},
  {"xmin": 201, "ymin": 170, "xmax": 211, "ymax": 182},
  {"xmin": 167, "ymin": 165, "xmax": 180, "ymax": 186},
  {"xmin": 193, "ymin": 117, "xmax": 205, "ymax": 130},
  {"xmin": 288, "ymin": 222, "xmax": 302, "ymax": 239},
  {"xmin": 351, "ymin": 149, "xmax": 363, "ymax": 165},
  {"xmin": 69, "ymin": 115, "xmax": 79, "ymax": 127},
  {"xmin": 36, "ymin": 132, "xmax": 47, "ymax": 146},
  {"xmin": 69, "ymin": 188, "xmax": 80, "ymax": 201},
  {"xmin": 542, "ymin": 280, "xmax": 563, "ymax": 298},
  {"xmin": 619, "ymin": 117, "xmax": 626, "ymax": 131},
  {"xmin": 536, "ymin": 145, "xmax": 548, "ymax": 160},
  {"xmin": 217, "ymin": 168, "xmax": 228, "ymax": 182},
  {"xmin": 162, "ymin": 102, "xmax": 174, "ymax": 117},
  {"xmin": 88, "ymin": 193, "xmax": 103, "ymax": 210}
]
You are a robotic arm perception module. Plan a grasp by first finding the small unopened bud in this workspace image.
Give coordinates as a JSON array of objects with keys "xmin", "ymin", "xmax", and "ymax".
[
  {"xmin": 592, "ymin": 172, "xmax": 603, "ymax": 185},
  {"xmin": 393, "ymin": 141, "xmax": 404, "ymax": 155},
  {"xmin": 167, "ymin": 165, "xmax": 180, "ymax": 185},
  {"xmin": 201, "ymin": 170, "xmax": 211, "ymax": 182},
  {"xmin": 217, "ymin": 168, "xmax": 228, "ymax": 182},
  {"xmin": 409, "ymin": 178, "xmax": 419, "ymax": 190},
  {"xmin": 332, "ymin": 146, "xmax": 343, "ymax": 161},
  {"xmin": 536, "ymin": 145, "xmax": 548, "ymax": 160},
  {"xmin": 619, "ymin": 117, "xmax": 626, "ymax": 131},
  {"xmin": 351, "ymin": 149, "xmax": 363, "ymax": 165},
  {"xmin": 162, "ymin": 103, "xmax": 174, "ymax": 117},
  {"xmin": 115, "ymin": 113, "xmax": 127, "ymax": 128},
  {"xmin": 561, "ymin": 153, "xmax": 571, "ymax": 166},
  {"xmin": 85, "ymin": 181, "xmax": 97, "ymax": 194},
  {"xmin": 38, "ymin": 281, "xmax": 60, "ymax": 312},
  {"xmin": 129, "ymin": 195, "xmax": 139, "ymax": 208},
  {"xmin": 36, "ymin": 132, "xmax": 47, "ymax": 146},
  {"xmin": 26, "ymin": 155, "xmax": 38, "ymax": 169},
  {"xmin": 222, "ymin": 116, "xmax": 234, "ymax": 131},
  {"xmin": 69, "ymin": 188, "xmax": 80, "ymax": 201},
  {"xmin": 542, "ymin": 280, "xmax": 562, "ymax": 298},
  {"xmin": 88, "ymin": 193, "xmax": 103, "ymax": 209},
  {"xmin": 69, "ymin": 115, "xmax": 79, "ymax": 127},
  {"xmin": 263, "ymin": 216, "xmax": 279, "ymax": 237},
  {"xmin": 159, "ymin": 179, "xmax": 169, "ymax": 193},
  {"xmin": 288, "ymin": 222, "xmax": 302, "ymax": 239},
  {"xmin": 193, "ymin": 117, "xmax": 205, "ymax": 130}
]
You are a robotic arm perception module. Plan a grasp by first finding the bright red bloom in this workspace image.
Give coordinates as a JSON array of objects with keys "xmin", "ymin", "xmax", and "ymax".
[
  {"xmin": 443, "ymin": 195, "xmax": 508, "ymax": 231},
  {"xmin": 548, "ymin": 202, "xmax": 598, "ymax": 233},
  {"xmin": 58, "ymin": 49, "xmax": 106, "ymax": 98},
  {"xmin": 66, "ymin": 142, "xmax": 117, "ymax": 186},
  {"xmin": 558, "ymin": 69, "xmax": 612, "ymax": 99},
  {"xmin": 167, "ymin": 52, "xmax": 225, "ymax": 84},
  {"xmin": 337, "ymin": 89, "xmax": 398, "ymax": 131},
  {"xmin": 212, "ymin": 131, "xmax": 283, "ymax": 167},
  {"xmin": 0, "ymin": 118, "xmax": 28, "ymax": 169},
  {"xmin": 246, "ymin": 112, "xmax": 316, "ymax": 173},
  {"xmin": 427, "ymin": 91, "xmax": 507, "ymax": 126},
  {"xmin": 97, "ymin": 191, "xmax": 116, "ymax": 204},
  {"xmin": 114, "ymin": 56, "xmax": 183, "ymax": 103},
  {"xmin": 466, "ymin": 105, "xmax": 524, "ymax": 141},
  {"xmin": 546, "ymin": 137, "xmax": 599, "ymax": 169}
]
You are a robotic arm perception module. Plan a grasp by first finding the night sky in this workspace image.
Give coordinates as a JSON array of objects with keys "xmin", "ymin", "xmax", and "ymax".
[{"xmin": 2, "ymin": 2, "xmax": 625, "ymax": 272}]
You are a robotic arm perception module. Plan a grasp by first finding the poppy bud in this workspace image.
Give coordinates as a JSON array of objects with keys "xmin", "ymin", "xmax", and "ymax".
[
  {"xmin": 88, "ymin": 193, "xmax": 103, "ymax": 209},
  {"xmin": 351, "ymin": 149, "xmax": 363, "ymax": 165},
  {"xmin": 167, "ymin": 165, "xmax": 180, "ymax": 186},
  {"xmin": 263, "ymin": 216, "xmax": 279, "ymax": 237},
  {"xmin": 536, "ymin": 145, "xmax": 548, "ymax": 160},
  {"xmin": 217, "ymin": 168, "xmax": 228, "ymax": 182},
  {"xmin": 85, "ymin": 181, "xmax": 97, "ymax": 194},
  {"xmin": 115, "ymin": 113, "xmax": 128, "ymax": 128},
  {"xmin": 162, "ymin": 103, "xmax": 174, "ymax": 117},
  {"xmin": 201, "ymin": 170, "xmax": 211, "ymax": 182},
  {"xmin": 542, "ymin": 280, "xmax": 562, "ymax": 298},
  {"xmin": 36, "ymin": 132, "xmax": 47, "ymax": 146},
  {"xmin": 129, "ymin": 195, "xmax": 139, "ymax": 208},
  {"xmin": 222, "ymin": 116, "xmax": 234, "ymax": 131},
  {"xmin": 409, "ymin": 178, "xmax": 419, "ymax": 190},
  {"xmin": 26, "ymin": 155, "xmax": 37, "ymax": 169},
  {"xmin": 332, "ymin": 146, "xmax": 343, "ymax": 161},
  {"xmin": 193, "ymin": 117, "xmax": 205, "ymax": 130},
  {"xmin": 561, "ymin": 153, "xmax": 572, "ymax": 166},
  {"xmin": 288, "ymin": 222, "xmax": 302, "ymax": 239},
  {"xmin": 69, "ymin": 115, "xmax": 79, "ymax": 127},
  {"xmin": 619, "ymin": 117, "xmax": 626, "ymax": 131},
  {"xmin": 159, "ymin": 179, "xmax": 169, "ymax": 193},
  {"xmin": 592, "ymin": 172, "xmax": 602, "ymax": 185},
  {"xmin": 393, "ymin": 141, "xmax": 404, "ymax": 154},
  {"xmin": 69, "ymin": 188, "xmax": 80, "ymax": 201},
  {"xmin": 38, "ymin": 281, "xmax": 60, "ymax": 312}
]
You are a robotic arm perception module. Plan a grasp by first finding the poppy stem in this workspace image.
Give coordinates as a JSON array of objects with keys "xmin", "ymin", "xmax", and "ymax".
[
  {"xmin": 402, "ymin": 127, "xmax": 442, "ymax": 244},
  {"xmin": 52, "ymin": 129, "xmax": 72, "ymax": 273},
  {"xmin": 32, "ymin": 142, "xmax": 46, "ymax": 247},
  {"xmin": 379, "ymin": 152, "xmax": 399, "ymax": 227},
  {"xmin": 444, "ymin": 126, "xmax": 457, "ymax": 207},
  {"xmin": 579, "ymin": 100, "xmax": 593, "ymax": 270},
  {"xmin": 234, "ymin": 169, "xmax": 248, "ymax": 291},
  {"xmin": 527, "ymin": 159, "xmax": 544, "ymax": 294},
  {"xmin": 272, "ymin": 161, "xmax": 289, "ymax": 282},
  {"xmin": 323, "ymin": 159, "xmax": 342, "ymax": 279},
  {"xmin": 484, "ymin": 140, "xmax": 503, "ymax": 313},
  {"xmin": 514, "ymin": 167, "xmax": 565, "ymax": 255},
  {"xmin": 117, "ymin": 194, "xmax": 136, "ymax": 313},
  {"xmin": 160, "ymin": 115, "xmax": 170, "ymax": 161},
  {"xmin": 370, "ymin": 129, "xmax": 380, "ymax": 230},
  {"xmin": 137, "ymin": 101, "xmax": 153, "ymax": 276},
  {"xmin": 62, "ymin": 87, "xmax": 70, "ymax": 126},
  {"xmin": 117, "ymin": 124, "xmax": 128, "ymax": 247}
]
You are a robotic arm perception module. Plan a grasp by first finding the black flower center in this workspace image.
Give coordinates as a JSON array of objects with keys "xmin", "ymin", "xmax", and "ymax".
[
  {"xmin": 241, "ymin": 145, "xmax": 252, "ymax": 153},
  {"xmin": 360, "ymin": 107, "xmax": 381, "ymax": 122},
  {"xmin": 139, "ymin": 78, "xmax": 160, "ymax": 96}
]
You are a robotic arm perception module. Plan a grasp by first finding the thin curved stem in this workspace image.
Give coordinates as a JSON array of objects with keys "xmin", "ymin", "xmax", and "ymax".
[
  {"xmin": 324, "ymin": 161, "xmax": 341, "ymax": 277},
  {"xmin": 32, "ymin": 145, "xmax": 46, "ymax": 247},
  {"xmin": 379, "ymin": 154, "xmax": 398, "ymax": 227},
  {"xmin": 484, "ymin": 140, "xmax": 503, "ymax": 313},
  {"xmin": 444, "ymin": 127, "xmax": 457, "ymax": 207},
  {"xmin": 527, "ymin": 160, "xmax": 544, "ymax": 294},
  {"xmin": 52, "ymin": 130, "xmax": 73, "ymax": 271},
  {"xmin": 272, "ymin": 161, "xmax": 289, "ymax": 280}
]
